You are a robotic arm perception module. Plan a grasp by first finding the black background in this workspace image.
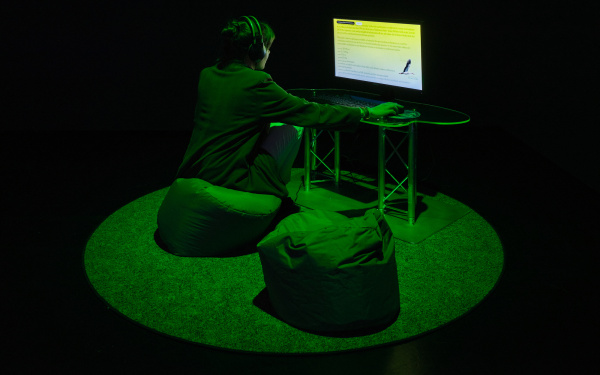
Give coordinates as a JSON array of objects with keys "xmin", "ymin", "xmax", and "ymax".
[
  {"xmin": 4, "ymin": 1, "xmax": 598, "ymax": 373},
  {"xmin": 6, "ymin": 1, "xmax": 597, "ymax": 190}
]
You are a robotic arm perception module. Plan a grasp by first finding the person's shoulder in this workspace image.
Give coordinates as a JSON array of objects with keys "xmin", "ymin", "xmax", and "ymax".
[
  {"xmin": 210, "ymin": 63, "xmax": 272, "ymax": 79},
  {"xmin": 236, "ymin": 67, "xmax": 274, "ymax": 87},
  {"xmin": 253, "ymin": 70, "xmax": 273, "ymax": 83},
  {"xmin": 199, "ymin": 64, "xmax": 219, "ymax": 78}
]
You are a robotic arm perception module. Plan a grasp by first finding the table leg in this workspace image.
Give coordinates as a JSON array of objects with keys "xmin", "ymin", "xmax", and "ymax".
[
  {"xmin": 378, "ymin": 127, "xmax": 385, "ymax": 211},
  {"xmin": 408, "ymin": 123, "xmax": 417, "ymax": 225},
  {"xmin": 334, "ymin": 131, "xmax": 340, "ymax": 186},
  {"xmin": 304, "ymin": 129, "xmax": 340, "ymax": 190},
  {"xmin": 379, "ymin": 125, "xmax": 417, "ymax": 225},
  {"xmin": 304, "ymin": 128, "xmax": 311, "ymax": 192}
]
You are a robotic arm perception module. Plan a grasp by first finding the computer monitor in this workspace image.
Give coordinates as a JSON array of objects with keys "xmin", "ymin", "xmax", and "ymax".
[{"xmin": 333, "ymin": 17, "xmax": 423, "ymax": 97}]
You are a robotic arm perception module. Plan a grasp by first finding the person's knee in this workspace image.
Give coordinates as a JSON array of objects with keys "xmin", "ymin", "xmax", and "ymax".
[
  {"xmin": 292, "ymin": 125, "xmax": 303, "ymax": 140},
  {"xmin": 269, "ymin": 123, "xmax": 303, "ymax": 141}
]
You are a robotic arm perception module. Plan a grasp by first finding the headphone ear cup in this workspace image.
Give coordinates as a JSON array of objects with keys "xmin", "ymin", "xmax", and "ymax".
[
  {"xmin": 242, "ymin": 15, "xmax": 266, "ymax": 62},
  {"xmin": 249, "ymin": 38, "xmax": 266, "ymax": 62}
]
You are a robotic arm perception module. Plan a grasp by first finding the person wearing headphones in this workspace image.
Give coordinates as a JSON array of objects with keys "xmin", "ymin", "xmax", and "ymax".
[{"xmin": 176, "ymin": 16, "xmax": 402, "ymax": 203}]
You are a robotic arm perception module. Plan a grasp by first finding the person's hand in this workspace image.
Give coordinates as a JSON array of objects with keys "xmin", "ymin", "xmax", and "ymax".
[{"xmin": 368, "ymin": 102, "xmax": 404, "ymax": 119}]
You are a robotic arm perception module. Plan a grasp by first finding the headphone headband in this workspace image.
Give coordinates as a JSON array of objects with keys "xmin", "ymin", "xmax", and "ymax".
[
  {"xmin": 242, "ymin": 16, "xmax": 261, "ymax": 39},
  {"xmin": 241, "ymin": 15, "xmax": 266, "ymax": 62}
]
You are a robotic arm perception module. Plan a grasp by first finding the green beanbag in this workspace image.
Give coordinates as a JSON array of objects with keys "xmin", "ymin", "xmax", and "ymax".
[
  {"xmin": 157, "ymin": 178, "xmax": 282, "ymax": 257},
  {"xmin": 257, "ymin": 208, "xmax": 400, "ymax": 333}
]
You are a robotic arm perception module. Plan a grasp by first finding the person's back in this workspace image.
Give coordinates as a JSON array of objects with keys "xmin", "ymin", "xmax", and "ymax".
[
  {"xmin": 177, "ymin": 63, "xmax": 280, "ymax": 194},
  {"xmin": 175, "ymin": 16, "xmax": 403, "ymax": 199}
]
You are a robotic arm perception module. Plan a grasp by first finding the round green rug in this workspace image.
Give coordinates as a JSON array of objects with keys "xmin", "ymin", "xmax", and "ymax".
[{"xmin": 84, "ymin": 187, "xmax": 503, "ymax": 354}]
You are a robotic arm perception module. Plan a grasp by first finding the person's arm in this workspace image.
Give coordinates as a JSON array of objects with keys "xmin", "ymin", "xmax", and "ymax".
[
  {"xmin": 256, "ymin": 75, "xmax": 403, "ymax": 129},
  {"xmin": 256, "ymin": 78, "xmax": 359, "ymax": 128}
]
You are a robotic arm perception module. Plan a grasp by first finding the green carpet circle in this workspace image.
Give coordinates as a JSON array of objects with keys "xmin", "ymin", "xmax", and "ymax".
[{"xmin": 84, "ymin": 187, "xmax": 503, "ymax": 354}]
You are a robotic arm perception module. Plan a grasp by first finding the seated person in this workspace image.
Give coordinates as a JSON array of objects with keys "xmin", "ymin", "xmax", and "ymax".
[{"xmin": 175, "ymin": 16, "xmax": 403, "ymax": 205}]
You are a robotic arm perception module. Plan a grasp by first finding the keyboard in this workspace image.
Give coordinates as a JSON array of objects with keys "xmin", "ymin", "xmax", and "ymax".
[
  {"xmin": 309, "ymin": 93, "xmax": 420, "ymax": 124},
  {"xmin": 309, "ymin": 93, "xmax": 385, "ymax": 108}
]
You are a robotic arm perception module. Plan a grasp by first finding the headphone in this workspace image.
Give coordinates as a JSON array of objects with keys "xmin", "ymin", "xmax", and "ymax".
[{"xmin": 241, "ymin": 16, "xmax": 266, "ymax": 62}]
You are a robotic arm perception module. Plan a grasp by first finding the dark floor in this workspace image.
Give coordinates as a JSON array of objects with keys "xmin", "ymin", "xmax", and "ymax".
[{"xmin": 4, "ymin": 124, "xmax": 597, "ymax": 373}]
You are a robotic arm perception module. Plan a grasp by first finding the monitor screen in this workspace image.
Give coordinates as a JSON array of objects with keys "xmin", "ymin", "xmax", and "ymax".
[{"xmin": 333, "ymin": 18, "xmax": 423, "ymax": 92}]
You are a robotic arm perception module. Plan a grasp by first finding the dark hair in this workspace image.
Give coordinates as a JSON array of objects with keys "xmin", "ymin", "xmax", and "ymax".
[{"xmin": 216, "ymin": 17, "xmax": 275, "ymax": 67}]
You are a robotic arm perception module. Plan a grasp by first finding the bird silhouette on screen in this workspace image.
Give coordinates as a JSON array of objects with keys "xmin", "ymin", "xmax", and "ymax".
[{"xmin": 401, "ymin": 59, "xmax": 412, "ymax": 74}]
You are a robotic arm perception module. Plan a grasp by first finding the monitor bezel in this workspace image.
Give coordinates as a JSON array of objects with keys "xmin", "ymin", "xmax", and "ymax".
[{"xmin": 331, "ymin": 15, "xmax": 425, "ymax": 101}]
